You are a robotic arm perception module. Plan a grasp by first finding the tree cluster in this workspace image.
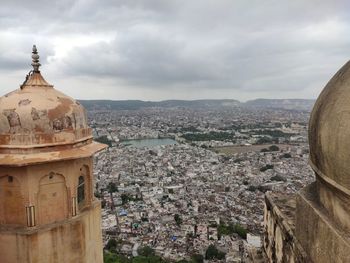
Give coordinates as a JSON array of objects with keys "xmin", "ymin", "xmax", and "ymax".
[
  {"xmin": 217, "ymin": 221, "xmax": 247, "ymax": 239},
  {"xmin": 205, "ymin": 245, "xmax": 225, "ymax": 260},
  {"xmin": 181, "ymin": 131, "xmax": 235, "ymax": 142}
]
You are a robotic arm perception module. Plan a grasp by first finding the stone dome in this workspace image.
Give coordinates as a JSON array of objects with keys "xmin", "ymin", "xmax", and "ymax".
[
  {"xmin": 0, "ymin": 45, "xmax": 106, "ymax": 166},
  {"xmin": 0, "ymin": 72, "xmax": 90, "ymax": 148},
  {"xmin": 309, "ymin": 60, "xmax": 350, "ymax": 190}
]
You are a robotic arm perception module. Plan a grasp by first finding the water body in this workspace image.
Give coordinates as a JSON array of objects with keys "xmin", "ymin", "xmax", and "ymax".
[{"xmin": 121, "ymin": 138, "xmax": 177, "ymax": 148}]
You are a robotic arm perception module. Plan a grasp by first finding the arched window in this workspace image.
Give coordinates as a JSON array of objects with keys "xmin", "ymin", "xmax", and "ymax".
[
  {"xmin": 37, "ymin": 173, "xmax": 68, "ymax": 225},
  {"xmin": 77, "ymin": 176, "xmax": 85, "ymax": 204}
]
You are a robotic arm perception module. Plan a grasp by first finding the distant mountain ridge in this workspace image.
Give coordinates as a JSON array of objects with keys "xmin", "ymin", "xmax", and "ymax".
[
  {"xmin": 79, "ymin": 99, "xmax": 315, "ymax": 111},
  {"xmin": 244, "ymin": 99, "xmax": 315, "ymax": 110}
]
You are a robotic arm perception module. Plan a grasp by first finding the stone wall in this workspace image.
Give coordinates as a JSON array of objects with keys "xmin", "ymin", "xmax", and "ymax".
[
  {"xmin": 0, "ymin": 200, "xmax": 103, "ymax": 263},
  {"xmin": 263, "ymin": 193, "xmax": 308, "ymax": 263}
]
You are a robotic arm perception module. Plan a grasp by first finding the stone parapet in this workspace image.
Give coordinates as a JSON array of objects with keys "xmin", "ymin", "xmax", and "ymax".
[{"xmin": 263, "ymin": 192, "xmax": 308, "ymax": 263}]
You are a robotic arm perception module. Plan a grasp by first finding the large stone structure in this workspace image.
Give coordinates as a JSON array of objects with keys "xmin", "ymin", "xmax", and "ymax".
[
  {"xmin": 263, "ymin": 61, "xmax": 350, "ymax": 262},
  {"xmin": 0, "ymin": 46, "xmax": 107, "ymax": 263}
]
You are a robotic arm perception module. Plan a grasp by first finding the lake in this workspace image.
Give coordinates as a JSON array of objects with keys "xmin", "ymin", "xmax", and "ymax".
[{"xmin": 120, "ymin": 138, "xmax": 177, "ymax": 148}]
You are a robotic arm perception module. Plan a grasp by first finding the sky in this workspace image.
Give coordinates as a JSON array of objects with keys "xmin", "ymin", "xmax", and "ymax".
[{"xmin": 0, "ymin": 0, "xmax": 350, "ymax": 101}]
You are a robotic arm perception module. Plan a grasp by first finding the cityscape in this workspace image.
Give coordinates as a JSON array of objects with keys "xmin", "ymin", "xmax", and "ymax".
[
  {"xmin": 89, "ymin": 102, "xmax": 315, "ymax": 262},
  {"xmin": 1, "ymin": 1, "xmax": 349, "ymax": 262}
]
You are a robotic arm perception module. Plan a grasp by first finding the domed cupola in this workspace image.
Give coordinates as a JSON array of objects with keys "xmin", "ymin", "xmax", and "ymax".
[
  {"xmin": 0, "ymin": 45, "xmax": 106, "ymax": 166},
  {"xmin": 309, "ymin": 61, "xmax": 350, "ymax": 191}
]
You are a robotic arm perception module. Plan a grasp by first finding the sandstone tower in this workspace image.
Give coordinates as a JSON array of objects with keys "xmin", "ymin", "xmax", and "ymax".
[
  {"xmin": 0, "ymin": 46, "xmax": 107, "ymax": 263},
  {"xmin": 264, "ymin": 61, "xmax": 350, "ymax": 262}
]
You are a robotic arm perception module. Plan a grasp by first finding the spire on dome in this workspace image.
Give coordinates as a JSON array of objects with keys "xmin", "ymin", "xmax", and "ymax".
[
  {"xmin": 31, "ymin": 45, "xmax": 41, "ymax": 72},
  {"xmin": 20, "ymin": 45, "xmax": 52, "ymax": 89}
]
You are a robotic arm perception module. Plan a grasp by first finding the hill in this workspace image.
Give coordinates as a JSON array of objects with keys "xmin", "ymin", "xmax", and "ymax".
[{"xmin": 79, "ymin": 99, "xmax": 315, "ymax": 111}]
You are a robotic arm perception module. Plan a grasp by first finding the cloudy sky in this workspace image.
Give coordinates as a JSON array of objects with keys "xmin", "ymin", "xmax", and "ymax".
[{"xmin": 0, "ymin": 0, "xmax": 350, "ymax": 101}]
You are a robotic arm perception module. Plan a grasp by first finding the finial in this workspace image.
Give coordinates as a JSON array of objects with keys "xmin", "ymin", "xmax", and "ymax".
[{"xmin": 31, "ymin": 45, "xmax": 41, "ymax": 72}]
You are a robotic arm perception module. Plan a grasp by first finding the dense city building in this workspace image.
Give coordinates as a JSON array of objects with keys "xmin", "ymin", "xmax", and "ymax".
[{"xmin": 88, "ymin": 91, "xmax": 314, "ymax": 261}]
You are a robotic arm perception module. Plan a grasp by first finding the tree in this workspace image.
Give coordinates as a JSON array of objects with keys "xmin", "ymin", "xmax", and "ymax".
[
  {"xmin": 103, "ymin": 251, "xmax": 118, "ymax": 263},
  {"xmin": 137, "ymin": 246, "xmax": 155, "ymax": 257},
  {"xmin": 121, "ymin": 193, "xmax": 130, "ymax": 205},
  {"xmin": 108, "ymin": 182, "xmax": 118, "ymax": 193},
  {"xmin": 247, "ymin": 185, "xmax": 257, "ymax": 192},
  {"xmin": 205, "ymin": 245, "xmax": 225, "ymax": 260},
  {"xmin": 234, "ymin": 224, "xmax": 247, "ymax": 239},
  {"xmin": 191, "ymin": 254, "xmax": 204, "ymax": 263},
  {"xmin": 268, "ymin": 145, "xmax": 280, "ymax": 151},
  {"xmin": 270, "ymin": 175, "xmax": 286, "ymax": 182},
  {"xmin": 105, "ymin": 238, "xmax": 118, "ymax": 252},
  {"xmin": 95, "ymin": 135, "xmax": 113, "ymax": 147},
  {"xmin": 281, "ymin": 153, "xmax": 292, "ymax": 158},
  {"xmin": 260, "ymin": 164, "xmax": 274, "ymax": 172},
  {"xmin": 107, "ymin": 182, "xmax": 118, "ymax": 211},
  {"xmin": 217, "ymin": 222, "xmax": 248, "ymax": 239},
  {"xmin": 174, "ymin": 214, "xmax": 183, "ymax": 226}
]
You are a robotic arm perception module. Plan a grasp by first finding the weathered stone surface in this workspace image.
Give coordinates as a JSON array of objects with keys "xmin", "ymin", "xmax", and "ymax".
[
  {"xmin": 295, "ymin": 183, "xmax": 350, "ymax": 263},
  {"xmin": 0, "ymin": 55, "xmax": 106, "ymax": 263},
  {"xmin": 0, "ymin": 72, "xmax": 90, "ymax": 148},
  {"xmin": 0, "ymin": 200, "xmax": 103, "ymax": 263},
  {"xmin": 309, "ymin": 60, "xmax": 350, "ymax": 190},
  {"xmin": 263, "ymin": 193, "xmax": 309, "ymax": 263}
]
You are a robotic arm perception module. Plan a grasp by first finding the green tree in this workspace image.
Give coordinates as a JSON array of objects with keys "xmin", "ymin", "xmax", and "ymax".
[
  {"xmin": 108, "ymin": 182, "xmax": 118, "ymax": 193},
  {"xmin": 281, "ymin": 153, "xmax": 292, "ymax": 158},
  {"xmin": 217, "ymin": 222, "xmax": 248, "ymax": 239},
  {"xmin": 191, "ymin": 254, "xmax": 204, "ymax": 263},
  {"xmin": 268, "ymin": 145, "xmax": 280, "ymax": 151},
  {"xmin": 234, "ymin": 224, "xmax": 247, "ymax": 239},
  {"xmin": 137, "ymin": 246, "xmax": 155, "ymax": 257},
  {"xmin": 121, "ymin": 193, "xmax": 130, "ymax": 205},
  {"xmin": 105, "ymin": 238, "xmax": 118, "ymax": 252},
  {"xmin": 270, "ymin": 175, "xmax": 286, "ymax": 182},
  {"xmin": 95, "ymin": 135, "xmax": 113, "ymax": 147},
  {"xmin": 108, "ymin": 182, "xmax": 118, "ymax": 211},
  {"xmin": 205, "ymin": 245, "xmax": 225, "ymax": 260},
  {"xmin": 103, "ymin": 251, "xmax": 132, "ymax": 263},
  {"xmin": 174, "ymin": 214, "xmax": 183, "ymax": 226},
  {"xmin": 104, "ymin": 251, "xmax": 118, "ymax": 263},
  {"xmin": 260, "ymin": 164, "xmax": 274, "ymax": 172}
]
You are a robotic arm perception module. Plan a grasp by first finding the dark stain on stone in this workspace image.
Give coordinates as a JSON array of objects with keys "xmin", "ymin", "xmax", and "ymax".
[
  {"xmin": 64, "ymin": 116, "xmax": 73, "ymax": 129},
  {"xmin": 34, "ymin": 125, "xmax": 44, "ymax": 133},
  {"xmin": 18, "ymin": 99, "xmax": 31, "ymax": 106},
  {"xmin": 52, "ymin": 115, "xmax": 73, "ymax": 131},
  {"xmin": 31, "ymin": 108, "xmax": 40, "ymax": 120},
  {"xmin": 3, "ymin": 109, "xmax": 21, "ymax": 129},
  {"xmin": 53, "ymin": 119, "xmax": 64, "ymax": 131},
  {"xmin": 31, "ymin": 108, "xmax": 48, "ymax": 121},
  {"xmin": 48, "ymin": 97, "xmax": 73, "ymax": 120}
]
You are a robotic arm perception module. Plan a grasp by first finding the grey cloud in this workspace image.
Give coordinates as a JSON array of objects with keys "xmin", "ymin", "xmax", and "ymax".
[{"xmin": 0, "ymin": 0, "xmax": 350, "ymax": 100}]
